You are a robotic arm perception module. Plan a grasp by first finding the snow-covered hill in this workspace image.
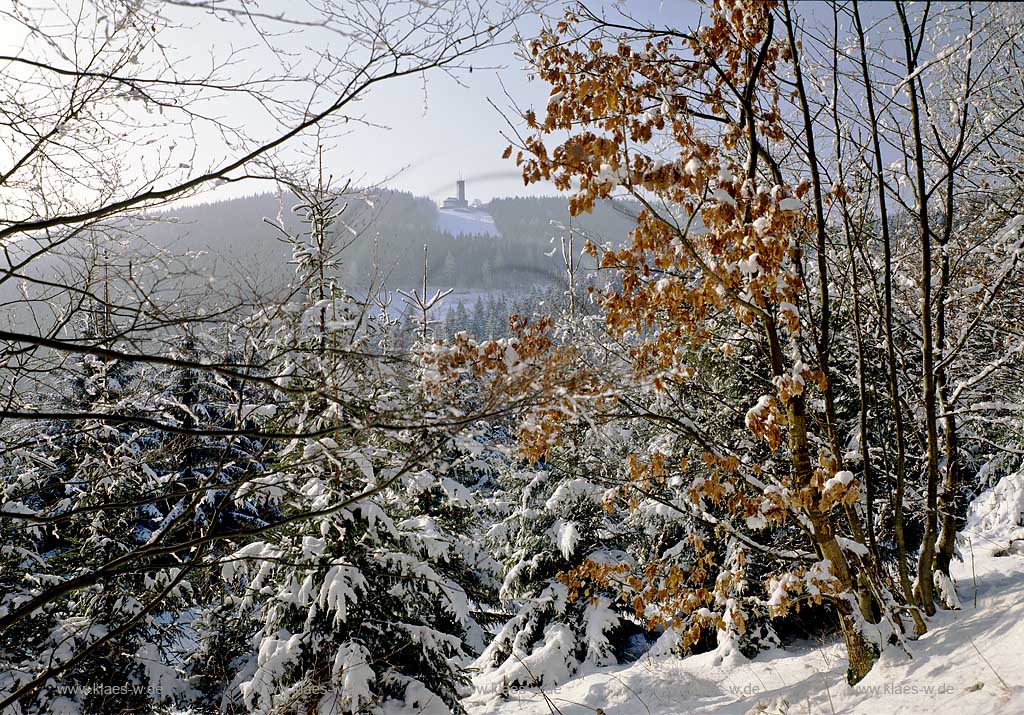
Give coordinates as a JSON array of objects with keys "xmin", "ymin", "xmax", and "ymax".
[
  {"xmin": 465, "ymin": 471, "xmax": 1024, "ymax": 715},
  {"xmin": 435, "ymin": 207, "xmax": 501, "ymax": 238}
]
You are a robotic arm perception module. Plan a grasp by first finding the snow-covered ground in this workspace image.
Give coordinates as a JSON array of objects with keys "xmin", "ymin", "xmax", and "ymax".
[
  {"xmin": 466, "ymin": 472, "xmax": 1024, "ymax": 715},
  {"xmin": 435, "ymin": 208, "xmax": 501, "ymax": 238}
]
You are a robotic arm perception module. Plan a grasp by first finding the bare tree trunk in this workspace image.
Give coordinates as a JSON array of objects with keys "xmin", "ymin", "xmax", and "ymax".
[
  {"xmin": 791, "ymin": 389, "xmax": 878, "ymax": 683},
  {"xmin": 782, "ymin": 0, "xmax": 880, "ymax": 626},
  {"xmin": 767, "ymin": 321, "xmax": 877, "ymax": 683},
  {"xmin": 843, "ymin": 218, "xmax": 877, "ymax": 557},
  {"xmin": 896, "ymin": 0, "xmax": 939, "ymax": 617},
  {"xmin": 853, "ymin": 0, "xmax": 925, "ymax": 634},
  {"xmin": 933, "ymin": 247, "xmax": 961, "ymax": 590},
  {"xmin": 931, "ymin": 9, "xmax": 976, "ymax": 594}
]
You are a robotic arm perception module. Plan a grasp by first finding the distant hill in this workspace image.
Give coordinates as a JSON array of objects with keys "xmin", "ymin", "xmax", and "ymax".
[
  {"xmin": 135, "ymin": 190, "xmax": 642, "ymax": 292},
  {"xmin": 0, "ymin": 190, "xmax": 644, "ymax": 334}
]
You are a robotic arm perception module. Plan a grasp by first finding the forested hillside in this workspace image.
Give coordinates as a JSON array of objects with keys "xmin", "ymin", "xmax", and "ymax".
[{"xmin": 139, "ymin": 192, "xmax": 637, "ymax": 291}]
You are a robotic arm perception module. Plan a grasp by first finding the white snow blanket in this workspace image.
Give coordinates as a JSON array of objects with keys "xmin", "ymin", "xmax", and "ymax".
[
  {"xmin": 435, "ymin": 208, "xmax": 501, "ymax": 238},
  {"xmin": 466, "ymin": 471, "xmax": 1024, "ymax": 715}
]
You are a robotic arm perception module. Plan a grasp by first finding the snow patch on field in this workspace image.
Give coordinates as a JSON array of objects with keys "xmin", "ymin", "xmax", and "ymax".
[{"xmin": 466, "ymin": 471, "xmax": 1024, "ymax": 715}]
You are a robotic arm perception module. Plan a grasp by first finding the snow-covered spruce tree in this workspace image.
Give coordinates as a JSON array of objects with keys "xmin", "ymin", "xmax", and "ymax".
[
  {"xmin": 421, "ymin": 294, "xmax": 655, "ymax": 688},
  {"xmin": 474, "ymin": 423, "xmax": 633, "ymax": 688},
  {"xmin": 2, "ymin": 314, "xmax": 145, "ymax": 713},
  {"xmin": 475, "ymin": 330, "xmax": 797, "ymax": 682},
  {"xmin": 204, "ymin": 174, "xmax": 500, "ymax": 715},
  {"xmin": 0, "ymin": 313, "xmax": 213, "ymax": 713}
]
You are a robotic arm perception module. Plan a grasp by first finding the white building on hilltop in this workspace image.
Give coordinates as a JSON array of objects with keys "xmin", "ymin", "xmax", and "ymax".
[
  {"xmin": 436, "ymin": 178, "xmax": 501, "ymax": 238},
  {"xmin": 441, "ymin": 179, "xmax": 469, "ymax": 209}
]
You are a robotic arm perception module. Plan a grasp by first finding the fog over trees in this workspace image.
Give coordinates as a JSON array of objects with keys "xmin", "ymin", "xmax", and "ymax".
[{"xmin": 2, "ymin": 2, "xmax": 1024, "ymax": 715}]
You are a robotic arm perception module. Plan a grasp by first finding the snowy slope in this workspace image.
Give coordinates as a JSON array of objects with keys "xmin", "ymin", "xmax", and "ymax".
[
  {"xmin": 435, "ymin": 208, "xmax": 501, "ymax": 238},
  {"xmin": 466, "ymin": 471, "xmax": 1024, "ymax": 715}
]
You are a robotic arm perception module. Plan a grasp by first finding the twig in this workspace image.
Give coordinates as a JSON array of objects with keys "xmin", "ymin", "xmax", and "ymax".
[{"xmin": 968, "ymin": 636, "xmax": 1011, "ymax": 691}]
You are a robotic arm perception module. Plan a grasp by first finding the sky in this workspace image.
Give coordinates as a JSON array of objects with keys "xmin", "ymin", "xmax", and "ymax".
[
  {"xmin": 154, "ymin": 0, "xmax": 706, "ymax": 205},
  {"xmin": 341, "ymin": 1, "xmax": 704, "ymax": 203},
  {"xmin": 6, "ymin": 0, "xmax": 895, "ymax": 211},
  {"xmin": 5, "ymin": 1, "xmax": 899, "ymax": 211}
]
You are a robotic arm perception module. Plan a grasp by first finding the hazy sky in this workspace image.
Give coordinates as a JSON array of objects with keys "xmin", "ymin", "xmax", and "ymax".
[
  {"xmin": 0, "ymin": 1, "xmax": 722, "ymax": 209},
  {"xmin": 317, "ymin": 1, "xmax": 704, "ymax": 203},
  {"xmin": 317, "ymin": 2, "xmax": 704, "ymax": 202},
  {"xmin": 156, "ymin": 0, "xmax": 707, "ymax": 205},
  {"xmin": 0, "ymin": 0, "xmax": 907, "ymax": 214}
]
